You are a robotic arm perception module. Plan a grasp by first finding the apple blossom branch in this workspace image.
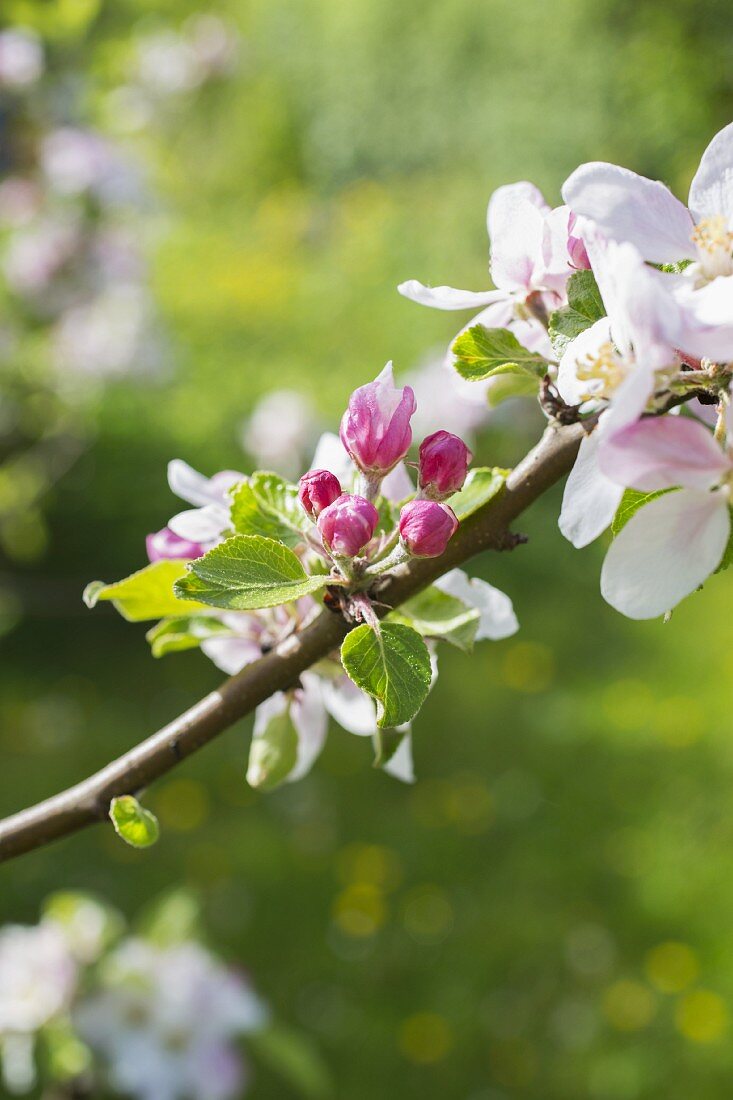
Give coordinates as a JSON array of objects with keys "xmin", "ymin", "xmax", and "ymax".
[{"xmin": 0, "ymin": 420, "xmax": 586, "ymax": 865}]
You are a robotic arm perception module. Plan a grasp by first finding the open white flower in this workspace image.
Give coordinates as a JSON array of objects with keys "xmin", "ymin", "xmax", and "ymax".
[{"xmin": 167, "ymin": 460, "xmax": 243, "ymax": 546}]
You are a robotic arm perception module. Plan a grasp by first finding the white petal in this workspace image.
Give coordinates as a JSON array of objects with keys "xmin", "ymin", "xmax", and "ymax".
[
  {"xmin": 556, "ymin": 317, "xmax": 612, "ymax": 407},
  {"xmin": 320, "ymin": 676, "xmax": 376, "ymax": 736},
  {"xmin": 688, "ymin": 122, "xmax": 733, "ymax": 222},
  {"xmin": 559, "ymin": 430, "xmax": 624, "ymax": 548},
  {"xmin": 168, "ymin": 459, "xmax": 221, "ymax": 507},
  {"xmin": 201, "ymin": 636, "xmax": 261, "ymax": 675},
  {"xmin": 600, "ymin": 488, "xmax": 729, "ymax": 619},
  {"xmin": 168, "ymin": 504, "xmax": 228, "ymax": 542},
  {"xmin": 381, "ymin": 461, "xmax": 414, "ymax": 501},
  {"xmin": 562, "ymin": 162, "xmax": 694, "ymax": 264},
  {"xmin": 488, "ymin": 183, "xmax": 548, "ymax": 292},
  {"xmin": 434, "ymin": 569, "xmax": 519, "ymax": 640},
  {"xmin": 309, "ymin": 431, "xmax": 355, "ymax": 485},
  {"xmin": 601, "ymin": 363, "xmax": 656, "ymax": 436},
  {"xmin": 398, "ymin": 280, "xmax": 506, "ymax": 311},
  {"xmin": 287, "ymin": 673, "xmax": 328, "ymax": 782},
  {"xmin": 382, "ymin": 730, "xmax": 415, "ymax": 784}
]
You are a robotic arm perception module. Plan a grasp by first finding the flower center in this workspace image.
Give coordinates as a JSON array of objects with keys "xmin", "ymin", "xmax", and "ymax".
[
  {"xmin": 691, "ymin": 215, "xmax": 733, "ymax": 279},
  {"xmin": 575, "ymin": 341, "xmax": 627, "ymax": 401}
]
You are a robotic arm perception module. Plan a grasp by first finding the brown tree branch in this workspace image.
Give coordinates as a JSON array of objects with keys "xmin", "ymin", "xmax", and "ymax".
[{"xmin": 0, "ymin": 422, "xmax": 586, "ymax": 864}]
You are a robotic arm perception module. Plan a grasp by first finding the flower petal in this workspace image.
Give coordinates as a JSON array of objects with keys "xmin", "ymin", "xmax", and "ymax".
[
  {"xmin": 397, "ymin": 280, "xmax": 506, "ymax": 311},
  {"xmin": 559, "ymin": 430, "xmax": 624, "ymax": 547},
  {"xmin": 598, "ymin": 416, "xmax": 730, "ymax": 491},
  {"xmin": 381, "ymin": 461, "xmax": 414, "ymax": 501},
  {"xmin": 168, "ymin": 503, "xmax": 228, "ymax": 542},
  {"xmin": 168, "ymin": 459, "xmax": 225, "ymax": 508},
  {"xmin": 562, "ymin": 162, "xmax": 694, "ymax": 263},
  {"xmin": 556, "ymin": 317, "xmax": 612, "ymax": 407},
  {"xmin": 288, "ymin": 673, "xmax": 328, "ymax": 782},
  {"xmin": 488, "ymin": 182, "xmax": 548, "ymax": 292},
  {"xmin": 201, "ymin": 635, "xmax": 261, "ymax": 675},
  {"xmin": 434, "ymin": 568, "xmax": 519, "ymax": 639},
  {"xmin": 382, "ymin": 730, "xmax": 415, "ymax": 784},
  {"xmin": 320, "ymin": 675, "xmax": 376, "ymax": 736},
  {"xmin": 600, "ymin": 487, "xmax": 729, "ymax": 619},
  {"xmin": 688, "ymin": 122, "xmax": 733, "ymax": 222}
]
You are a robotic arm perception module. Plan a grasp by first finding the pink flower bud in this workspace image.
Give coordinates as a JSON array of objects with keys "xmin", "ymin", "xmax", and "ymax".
[
  {"xmin": 399, "ymin": 500, "xmax": 458, "ymax": 558},
  {"xmin": 317, "ymin": 493, "xmax": 379, "ymax": 558},
  {"xmin": 340, "ymin": 362, "xmax": 417, "ymax": 477},
  {"xmin": 298, "ymin": 468, "xmax": 342, "ymax": 518},
  {"xmin": 418, "ymin": 430, "xmax": 472, "ymax": 499},
  {"xmin": 146, "ymin": 526, "xmax": 205, "ymax": 563},
  {"xmin": 567, "ymin": 212, "xmax": 591, "ymax": 270}
]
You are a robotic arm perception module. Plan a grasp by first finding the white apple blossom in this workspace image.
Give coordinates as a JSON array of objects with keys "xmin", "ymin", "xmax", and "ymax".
[{"xmin": 167, "ymin": 461, "xmax": 243, "ymax": 546}]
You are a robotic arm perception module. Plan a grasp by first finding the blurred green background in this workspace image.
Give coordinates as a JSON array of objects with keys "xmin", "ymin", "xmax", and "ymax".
[{"xmin": 3, "ymin": 0, "xmax": 733, "ymax": 1097}]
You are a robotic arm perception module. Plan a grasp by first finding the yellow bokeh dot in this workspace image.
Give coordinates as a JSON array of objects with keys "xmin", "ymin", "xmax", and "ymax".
[
  {"xmin": 398, "ymin": 1012, "xmax": 452, "ymax": 1065},
  {"xmin": 675, "ymin": 990, "xmax": 728, "ymax": 1043},
  {"xmin": 602, "ymin": 980, "xmax": 656, "ymax": 1031},
  {"xmin": 645, "ymin": 942, "xmax": 699, "ymax": 994},
  {"xmin": 332, "ymin": 883, "xmax": 386, "ymax": 938},
  {"xmin": 336, "ymin": 844, "xmax": 402, "ymax": 890},
  {"xmin": 442, "ymin": 774, "xmax": 494, "ymax": 835},
  {"xmin": 502, "ymin": 642, "xmax": 554, "ymax": 693},
  {"xmin": 154, "ymin": 778, "xmax": 209, "ymax": 832}
]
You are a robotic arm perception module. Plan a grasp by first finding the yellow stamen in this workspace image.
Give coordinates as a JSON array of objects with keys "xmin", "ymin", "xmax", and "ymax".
[{"xmin": 575, "ymin": 341, "xmax": 626, "ymax": 400}]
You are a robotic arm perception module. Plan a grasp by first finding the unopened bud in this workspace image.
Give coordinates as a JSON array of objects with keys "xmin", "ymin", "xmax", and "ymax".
[
  {"xmin": 146, "ymin": 527, "xmax": 205, "ymax": 563},
  {"xmin": 298, "ymin": 468, "xmax": 342, "ymax": 518},
  {"xmin": 418, "ymin": 430, "xmax": 472, "ymax": 499},
  {"xmin": 317, "ymin": 493, "xmax": 379, "ymax": 558},
  {"xmin": 339, "ymin": 362, "xmax": 416, "ymax": 477},
  {"xmin": 399, "ymin": 500, "xmax": 458, "ymax": 558}
]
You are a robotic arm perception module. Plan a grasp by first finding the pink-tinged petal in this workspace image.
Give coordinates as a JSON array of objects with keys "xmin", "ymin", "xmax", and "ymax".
[
  {"xmin": 488, "ymin": 183, "xmax": 548, "ymax": 292},
  {"xmin": 562, "ymin": 162, "xmax": 694, "ymax": 264},
  {"xmin": 602, "ymin": 242, "xmax": 681, "ymax": 367},
  {"xmin": 168, "ymin": 503, "xmax": 228, "ymax": 543},
  {"xmin": 321, "ymin": 675, "xmax": 376, "ymax": 736},
  {"xmin": 598, "ymin": 416, "xmax": 730, "ymax": 490},
  {"xmin": 600, "ymin": 488, "xmax": 729, "ymax": 619},
  {"xmin": 672, "ymin": 275, "xmax": 733, "ymax": 362},
  {"xmin": 201, "ymin": 635, "xmax": 261, "ymax": 675},
  {"xmin": 556, "ymin": 317, "xmax": 612, "ymax": 407},
  {"xmin": 167, "ymin": 460, "xmax": 242, "ymax": 507},
  {"xmin": 397, "ymin": 280, "xmax": 507, "ymax": 311},
  {"xmin": 288, "ymin": 673, "xmax": 328, "ymax": 782},
  {"xmin": 559, "ymin": 430, "xmax": 624, "ymax": 547},
  {"xmin": 688, "ymin": 122, "xmax": 733, "ymax": 222}
]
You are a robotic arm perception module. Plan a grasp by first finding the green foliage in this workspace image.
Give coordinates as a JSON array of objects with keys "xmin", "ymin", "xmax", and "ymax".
[
  {"xmin": 247, "ymin": 708, "xmax": 299, "ymax": 790},
  {"xmin": 611, "ymin": 488, "xmax": 674, "ymax": 535},
  {"xmin": 109, "ymin": 796, "xmax": 160, "ymax": 849},
  {"xmin": 83, "ymin": 562, "xmax": 207, "ymax": 622},
  {"xmin": 145, "ymin": 615, "xmax": 233, "ymax": 658},
  {"xmin": 372, "ymin": 727, "xmax": 408, "ymax": 769},
  {"xmin": 451, "ymin": 326, "xmax": 550, "ymax": 382},
  {"xmin": 173, "ymin": 535, "xmax": 330, "ymax": 610},
  {"xmin": 486, "ymin": 372, "xmax": 542, "ymax": 406},
  {"xmin": 391, "ymin": 586, "xmax": 480, "ymax": 651},
  {"xmin": 447, "ymin": 466, "xmax": 507, "ymax": 521},
  {"xmin": 251, "ymin": 1025, "xmax": 332, "ymax": 1099},
  {"xmin": 548, "ymin": 270, "xmax": 606, "ymax": 357},
  {"xmin": 231, "ymin": 472, "xmax": 310, "ymax": 548},
  {"xmin": 340, "ymin": 623, "xmax": 432, "ymax": 729}
]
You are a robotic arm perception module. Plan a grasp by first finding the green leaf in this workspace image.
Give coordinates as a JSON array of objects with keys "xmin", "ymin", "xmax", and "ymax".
[
  {"xmin": 548, "ymin": 270, "xmax": 606, "ymax": 357},
  {"xmin": 447, "ymin": 466, "xmax": 507, "ymax": 521},
  {"xmin": 230, "ymin": 472, "xmax": 309, "ymax": 548},
  {"xmin": 611, "ymin": 488, "xmax": 675, "ymax": 535},
  {"xmin": 145, "ymin": 615, "xmax": 233, "ymax": 658},
  {"xmin": 251, "ymin": 1025, "xmax": 332, "ymax": 1099},
  {"xmin": 174, "ymin": 535, "xmax": 331, "ymax": 610},
  {"xmin": 109, "ymin": 796, "xmax": 160, "ymax": 849},
  {"xmin": 391, "ymin": 586, "xmax": 480, "ymax": 652},
  {"xmin": 373, "ymin": 727, "xmax": 408, "ymax": 768},
  {"xmin": 247, "ymin": 708, "xmax": 299, "ymax": 790},
  {"xmin": 83, "ymin": 562, "xmax": 208, "ymax": 622},
  {"xmin": 486, "ymin": 372, "xmax": 540, "ymax": 406},
  {"xmin": 341, "ymin": 623, "xmax": 432, "ymax": 729},
  {"xmin": 451, "ymin": 326, "xmax": 550, "ymax": 382}
]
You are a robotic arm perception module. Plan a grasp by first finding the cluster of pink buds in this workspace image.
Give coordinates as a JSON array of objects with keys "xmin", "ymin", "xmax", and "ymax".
[{"xmin": 299, "ymin": 364, "xmax": 471, "ymax": 570}]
